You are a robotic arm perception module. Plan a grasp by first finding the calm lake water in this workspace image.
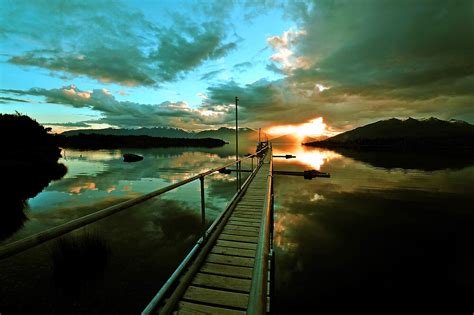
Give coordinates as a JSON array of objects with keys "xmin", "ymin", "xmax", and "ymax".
[{"xmin": 1, "ymin": 143, "xmax": 473, "ymax": 314}]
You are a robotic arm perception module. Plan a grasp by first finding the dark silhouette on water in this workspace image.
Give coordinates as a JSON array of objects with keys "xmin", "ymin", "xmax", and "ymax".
[
  {"xmin": 0, "ymin": 113, "xmax": 67, "ymax": 240},
  {"xmin": 305, "ymin": 117, "xmax": 474, "ymax": 149},
  {"xmin": 61, "ymin": 126, "xmax": 256, "ymax": 143},
  {"xmin": 123, "ymin": 153, "xmax": 144, "ymax": 162},
  {"xmin": 324, "ymin": 147, "xmax": 474, "ymax": 171},
  {"xmin": 56, "ymin": 133, "xmax": 226, "ymax": 149},
  {"xmin": 304, "ymin": 117, "xmax": 474, "ymax": 171}
]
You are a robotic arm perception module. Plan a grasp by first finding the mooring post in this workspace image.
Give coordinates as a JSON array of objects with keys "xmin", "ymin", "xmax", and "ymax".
[{"xmin": 199, "ymin": 176, "xmax": 206, "ymax": 237}]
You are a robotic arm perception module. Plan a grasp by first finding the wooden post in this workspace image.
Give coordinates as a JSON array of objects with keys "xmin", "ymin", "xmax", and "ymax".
[
  {"xmin": 235, "ymin": 96, "xmax": 239, "ymax": 191},
  {"xmin": 200, "ymin": 176, "xmax": 205, "ymax": 237}
]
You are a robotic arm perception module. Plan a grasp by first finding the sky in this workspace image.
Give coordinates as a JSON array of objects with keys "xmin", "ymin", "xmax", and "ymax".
[{"xmin": 0, "ymin": 0, "xmax": 473, "ymax": 135}]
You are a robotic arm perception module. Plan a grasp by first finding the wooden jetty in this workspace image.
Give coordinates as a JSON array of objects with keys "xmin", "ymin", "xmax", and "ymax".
[{"xmin": 144, "ymin": 146, "xmax": 274, "ymax": 314}]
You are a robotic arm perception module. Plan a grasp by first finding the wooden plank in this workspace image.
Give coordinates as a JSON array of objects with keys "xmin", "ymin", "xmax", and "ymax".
[
  {"xmin": 234, "ymin": 207, "xmax": 260, "ymax": 211},
  {"xmin": 228, "ymin": 217, "xmax": 261, "ymax": 223},
  {"xmin": 206, "ymin": 253, "xmax": 255, "ymax": 267},
  {"xmin": 178, "ymin": 301, "xmax": 245, "ymax": 315},
  {"xmin": 232, "ymin": 212, "xmax": 261, "ymax": 217},
  {"xmin": 240, "ymin": 201, "xmax": 263, "ymax": 205},
  {"xmin": 201, "ymin": 262, "xmax": 253, "ymax": 279},
  {"xmin": 232, "ymin": 212, "xmax": 261, "ymax": 218},
  {"xmin": 224, "ymin": 224, "xmax": 259, "ymax": 232},
  {"xmin": 182, "ymin": 286, "xmax": 249, "ymax": 309},
  {"xmin": 234, "ymin": 207, "xmax": 261, "ymax": 211},
  {"xmin": 192, "ymin": 272, "xmax": 252, "ymax": 292},
  {"xmin": 219, "ymin": 233, "xmax": 258, "ymax": 244},
  {"xmin": 217, "ymin": 240, "xmax": 257, "ymax": 250},
  {"xmin": 227, "ymin": 220, "xmax": 261, "ymax": 227},
  {"xmin": 222, "ymin": 228, "xmax": 259, "ymax": 237},
  {"xmin": 237, "ymin": 200, "xmax": 263, "ymax": 205},
  {"xmin": 211, "ymin": 246, "xmax": 256, "ymax": 258},
  {"xmin": 238, "ymin": 201, "xmax": 263, "ymax": 206}
]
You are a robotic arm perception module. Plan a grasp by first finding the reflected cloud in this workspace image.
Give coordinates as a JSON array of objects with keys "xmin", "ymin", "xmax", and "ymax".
[
  {"xmin": 106, "ymin": 185, "xmax": 116, "ymax": 193},
  {"xmin": 310, "ymin": 193, "xmax": 325, "ymax": 202},
  {"xmin": 69, "ymin": 182, "xmax": 97, "ymax": 194}
]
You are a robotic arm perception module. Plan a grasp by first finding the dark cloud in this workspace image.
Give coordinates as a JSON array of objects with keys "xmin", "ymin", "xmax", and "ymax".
[
  {"xmin": 0, "ymin": 96, "xmax": 30, "ymax": 103},
  {"xmin": 200, "ymin": 69, "xmax": 225, "ymax": 81},
  {"xmin": 43, "ymin": 122, "xmax": 91, "ymax": 128},
  {"xmin": 233, "ymin": 62, "xmax": 253, "ymax": 71},
  {"xmin": 149, "ymin": 19, "xmax": 238, "ymax": 82},
  {"xmin": 206, "ymin": 1, "xmax": 474, "ymax": 129},
  {"xmin": 289, "ymin": 1, "xmax": 474, "ymax": 92},
  {"xmin": 1, "ymin": 1, "xmax": 237, "ymax": 86},
  {"xmin": 287, "ymin": 1, "xmax": 474, "ymax": 99}
]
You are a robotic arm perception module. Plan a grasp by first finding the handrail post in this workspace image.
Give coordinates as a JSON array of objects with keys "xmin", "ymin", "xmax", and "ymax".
[
  {"xmin": 199, "ymin": 175, "xmax": 206, "ymax": 238},
  {"xmin": 235, "ymin": 96, "xmax": 239, "ymax": 192},
  {"xmin": 238, "ymin": 160, "xmax": 242, "ymax": 190}
]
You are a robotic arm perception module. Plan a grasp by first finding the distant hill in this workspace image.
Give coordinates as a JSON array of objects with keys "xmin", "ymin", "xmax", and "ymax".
[
  {"xmin": 55, "ymin": 134, "xmax": 226, "ymax": 149},
  {"xmin": 304, "ymin": 117, "xmax": 474, "ymax": 149},
  {"xmin": 61, "ymin": 127, "xmax": 191, "ymax": 138},
  {"xmin": 61, "ymin": 126, "xmax": 256, "ymax": 143},
  {"xmin": 196, "ymin": 127, "xmax": 256, "ymax": 143}
]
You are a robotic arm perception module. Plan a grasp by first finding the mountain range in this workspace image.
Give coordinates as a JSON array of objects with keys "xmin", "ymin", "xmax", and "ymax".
[
  {"xmin": 61, "ymin": 127, "xmax": 257, "ymax": 143},
  {"xmin": 304, "ymin": 117, "xmax": 474, "ymax": 149}
]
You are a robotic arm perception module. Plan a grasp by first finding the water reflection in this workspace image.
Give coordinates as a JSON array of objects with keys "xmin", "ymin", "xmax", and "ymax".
[
  {"xmin": 2, "ymin": 143, "xmax": 473, "ymax": 313},
  {"xmin": 318, "ymin": 146, "xmax": 474, "ymax": 171},
  {"xmin": 272, "ymin": 143, "xmax": 474, "ymax": 313},
  {"xmin": 0, "ymin": 146, "xmax": 242, "ymax": 314},
  {"xmin": 0, "ymin": 162, "xmax": 67, "ymax": 241},
  {"xmin": 1, "ymin": 146, "xmax": 244, "ymax": 245},
  {"xmin": 273, "ymin": 144, "xmax": 341, "ymax": 170}
]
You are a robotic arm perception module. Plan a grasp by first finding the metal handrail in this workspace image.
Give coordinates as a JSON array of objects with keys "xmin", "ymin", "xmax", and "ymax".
[
  {"xmin": 0, "ymin": 146, "xmax": 268, "ymax": 260},
  {"xmin": 247, "ymin": 145, "xmax": 273, "ymax": 314},
  {"xmin": 142, "ymin": 148, "xmax": 268, "ymax": 314}
]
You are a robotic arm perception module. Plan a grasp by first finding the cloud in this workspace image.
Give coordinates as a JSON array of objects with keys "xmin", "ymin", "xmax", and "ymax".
[
  {"xmin": 203, "ymin": 0, "xmax": 473, "ymax": 130},
  {"xmin": 286, "ymin": 0, "xmax": 474, "ymax": 99},
  {"xmin": 200, "ymin": 69, "xmax": 225, "ymax": 81},
  {"xmin": 1, "ymin": 85, "xmax": 234, "ymax": 129},
  {"xmin": 267, "ymin": 28, "xmax": 310, "ymax": 73},
  {"xmin": 0, "ymin": 96, "xmax": 31, "ymax": 103},
  {"xmin": 233, "ymin": 62, "xmax": 253, "ymax": 71},
  {"xmin": 43, "ymin": 121, "xmax": 91, "ymax": 128},
  {"xmin": 1, "ymin": 1, "xmax": 238, "ymax": 86}
]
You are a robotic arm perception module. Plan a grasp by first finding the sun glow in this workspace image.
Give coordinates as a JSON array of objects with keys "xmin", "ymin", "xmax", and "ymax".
[
  {"xmin": 273, "ymin": 145, "xmax": 342, "ymax": 170},
  {"xmin": 267, "ymin": 117, "xmax": 328, "ymax": 142}
]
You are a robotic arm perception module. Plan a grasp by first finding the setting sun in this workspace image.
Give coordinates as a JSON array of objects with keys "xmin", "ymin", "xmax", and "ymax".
[{"xmin": 266, "ymin": 117, "xmax": 328, "ymax": 142}]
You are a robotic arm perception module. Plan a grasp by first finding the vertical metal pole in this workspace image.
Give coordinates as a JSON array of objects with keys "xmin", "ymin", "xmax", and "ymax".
[
  {"xmin": 199, "ymin": 176, "xmax": 205, "ymax": 237},
  {"xmin": 238, "ymin": 161, "xmax": 241, "ymax": 189},
  {"xmin": 251, "ymin": 156, "xmax": 254, "ymax": 171},
  {"xmin": 235, "ymin": 96, "xmax": 239, "ymax": 191}
]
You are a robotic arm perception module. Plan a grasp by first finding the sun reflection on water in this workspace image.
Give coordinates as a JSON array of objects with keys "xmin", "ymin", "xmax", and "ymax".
[{"xmin": 272, "ymin": 144, "xmax": 342, "ymax": 170}]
